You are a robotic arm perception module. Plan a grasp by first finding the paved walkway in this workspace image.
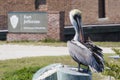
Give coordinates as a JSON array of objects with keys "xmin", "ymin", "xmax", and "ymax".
[{"xmin": 0, "ymin": 44, "xmax": 115, "ymax": 60}]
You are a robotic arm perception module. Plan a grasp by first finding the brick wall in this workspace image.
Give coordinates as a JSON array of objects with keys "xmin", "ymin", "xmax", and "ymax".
[
  {"xmin": 0, "ymin": 0, "xmax": 120, "ymax": 41},
  {"xmin": 47, "ymin": 0, "xmax": 99, "ymax": 25},
  {"xmin": 47, "ymin": 0, "xmax": 120, "ymax": 25},
  {"xmin": 0, "ymin": 0, "xmax": 35, "ymax": 30},
  {"xmin": 1, "ymin": 0, "xmax": 120, "ymax": 27},
  {"xmin": 7, "ymin": 11, "xmax": 65, "ymax": 41},
  {"xmin": 7, "ymin": 33, "xmax": 47, "ymax": 41},
  {"xmin": 4, "ymin": 0, "xmax": 35, "ymax": 12},
  {"xmin": 47, "ymin": 11, "xmax": 64, "ymax": 40},
  {"xmin": 106, "ymin": 0, "xmax": 120, "ymax": 24},
  {"xmin": 47, "ymin": 0, "xmax": 71, "ymax": 25},
  {"xmin": 0, "ymin": 15, "xmax": 7, "ymax": 30},
  {"xmin": 1, "ymin": 0, "xmax": 120, "ymax": 28},
  {"xmin": 72, "ymin": 0, "xmax": 98, "ymax": 25}
]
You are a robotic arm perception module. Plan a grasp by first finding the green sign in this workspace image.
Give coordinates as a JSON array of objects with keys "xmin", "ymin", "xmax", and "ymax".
[{"xmin": 8, "ymin": 12, "xmax": 48, "ymax": 33}]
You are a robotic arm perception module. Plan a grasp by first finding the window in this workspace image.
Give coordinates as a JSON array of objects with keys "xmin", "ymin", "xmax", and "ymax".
[
  {"xmin": 98, "ymin": 0, "xmax": 105, "ymax": 18},
  {"xmin": 35, "ymin": 0, "xmax": 46, "ymax": 9}
]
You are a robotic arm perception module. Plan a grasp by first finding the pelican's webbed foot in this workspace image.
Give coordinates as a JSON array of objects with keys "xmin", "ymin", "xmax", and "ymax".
[
  {"xmin": 78, "ymin": 63, "xmax": 84, "ymax": 72},
  {"xmin": 78, "ymin": 64, "xmax": 90, "ymax": 73}
]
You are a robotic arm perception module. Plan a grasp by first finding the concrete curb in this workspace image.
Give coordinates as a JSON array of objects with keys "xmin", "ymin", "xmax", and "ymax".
[{"xmin": 0, "ymin": 44, "xmax": 116, "ymax": 60}]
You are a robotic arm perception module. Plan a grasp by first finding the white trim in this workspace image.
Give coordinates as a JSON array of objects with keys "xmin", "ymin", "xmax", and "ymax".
[
  {"xmin": 65, "ymin": 23, "xmax": 120, "ymax": 28},
  {"xmin": 0, "ymin": 30, "xmax": 8, "ymax": 32},
  {"xmin": 98, "ymin": 17, "xmax": 108, "ymax": 21}
]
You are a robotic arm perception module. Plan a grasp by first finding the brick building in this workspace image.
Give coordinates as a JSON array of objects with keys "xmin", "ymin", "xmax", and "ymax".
[{"xmin": 0, "ymin": 0, "xmax": 120, "ymax": 41}]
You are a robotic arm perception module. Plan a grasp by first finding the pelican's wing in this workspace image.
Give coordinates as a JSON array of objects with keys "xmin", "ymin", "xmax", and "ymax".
[
  {"xmin": 67, "ymin": 41, "xmax": 104, "ymax": 72},
  {"xmin": 85, "ymin": 42, "xmax": 103, "ymax": 57},
  {"xmin": 67, "ymin": 41, "xmax": 93, "ymax": 65}
]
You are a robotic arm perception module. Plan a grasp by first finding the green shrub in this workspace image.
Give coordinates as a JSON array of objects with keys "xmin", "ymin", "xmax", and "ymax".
[
  {"xmin": 41, "ymin": 38, "xmax": 61, "ymax": 43},
  {"xmin": 103, "ymin": 49, "xmax": 120, "ymax": 80},
  {"xmin": 112, "ymin": 48, "xmax": 120, "ymax": 56},
  {"xmin": 103, "ymin": 62, "xmax": 120, "ymax": 80},
  {"xmin": 1, "ymin": 66, "xmax": 40, "ymax": 80}
]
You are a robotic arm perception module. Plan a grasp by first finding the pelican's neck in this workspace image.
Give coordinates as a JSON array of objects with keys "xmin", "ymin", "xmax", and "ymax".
[{"xmin": 73, "ymin": 26, "xmax": 80, "ymax": 41}]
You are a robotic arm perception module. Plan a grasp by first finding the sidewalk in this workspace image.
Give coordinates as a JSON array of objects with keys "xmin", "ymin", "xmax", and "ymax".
[{"xmin": 0, "ymin": 44, "xmax": 115, "ymax": 60}]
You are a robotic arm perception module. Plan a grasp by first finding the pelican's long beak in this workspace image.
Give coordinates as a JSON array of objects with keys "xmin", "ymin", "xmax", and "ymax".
[{"xmin": 74, "ymin": 15, "xmax": 84, "ymax": 42}]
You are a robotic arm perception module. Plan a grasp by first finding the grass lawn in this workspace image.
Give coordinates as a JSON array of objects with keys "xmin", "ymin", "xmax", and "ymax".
[
  {"xmin": 0, "ymin": 41, "xmax": 67, "ymax": 47},
  {"xmin": 0, "ymin": 41, "xmax": 120, "ymax": 80},
  {"xmin": 0, "ymin": 54, "xmax": 120, "ymax": 80},
  {"xmin": 0, "ymin": 56, "xmax": 76, "ymax": 80},
  {"xmin": 94, "ymin": 42, "xmax": 120, "ymax": 47},
  {"xmin": 0, "ymin": 41, "xmax": 120, "ymax": 47}
]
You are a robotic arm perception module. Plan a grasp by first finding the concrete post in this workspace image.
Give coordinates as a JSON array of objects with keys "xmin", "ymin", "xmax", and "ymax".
[
  {"xmin": 33, "ymin": 64, "xmax": 92, "ymax": 80},
  {"xmin": 57, "ymin": 68, "xmax": 92, "ymax": 80}
]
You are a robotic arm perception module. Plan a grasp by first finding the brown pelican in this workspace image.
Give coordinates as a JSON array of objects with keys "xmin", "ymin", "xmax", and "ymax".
[{"xmin": 67, "ymin": 9, "xmax": 104, "ymax": 72}]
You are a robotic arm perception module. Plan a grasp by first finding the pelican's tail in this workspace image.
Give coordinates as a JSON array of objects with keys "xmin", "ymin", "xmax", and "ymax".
[{"xmin": 90, "ymin": 56, "xmax": 104, "ymax": 72}]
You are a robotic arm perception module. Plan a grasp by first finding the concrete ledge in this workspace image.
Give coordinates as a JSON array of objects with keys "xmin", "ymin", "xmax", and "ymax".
[
  {"xmin": 109, "ymin": 55, "xmax": 120, "ymax": 59},
  {"xmin": 33, "ymin": 63, "xmax": 92, "ymax": 80},
  {"xmin": 57, "ymin": 68, "xmax": 92, "ymax": 80}
]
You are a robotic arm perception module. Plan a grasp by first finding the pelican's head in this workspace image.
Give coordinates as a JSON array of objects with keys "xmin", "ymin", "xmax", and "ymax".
[
  {"xmin": 69, "ymin": 9, "xmax": 82, "ymax": 27},
  {"xmin": 69, "ymin": 9, "xmax": 83, "ymax": 41}
]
